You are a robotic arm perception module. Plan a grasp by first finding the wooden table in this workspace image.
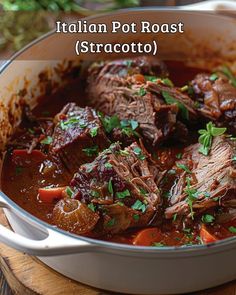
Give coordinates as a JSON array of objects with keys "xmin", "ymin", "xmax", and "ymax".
[{"xmin": 1, "ymin": 208, "xmax": 236, "ymax": 295}]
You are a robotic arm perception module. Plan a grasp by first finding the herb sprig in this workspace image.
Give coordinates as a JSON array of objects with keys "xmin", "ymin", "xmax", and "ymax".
[{"xmin": 198, "ymin": 122, "xmax": 227, "ymax": 156}]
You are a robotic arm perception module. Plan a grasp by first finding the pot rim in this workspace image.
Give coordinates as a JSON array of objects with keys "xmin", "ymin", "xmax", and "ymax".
[{"xmin": 1, "ymin": 8, "xmax": 236, "ymax": 254}]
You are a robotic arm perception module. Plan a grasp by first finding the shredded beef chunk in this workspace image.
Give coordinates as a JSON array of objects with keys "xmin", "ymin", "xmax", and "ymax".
[
  {"xmin": 191, "ymin": 73, "xmax": 236, "ymax": 134},
  {"xmin": 69, "ymin": 142, "xmax": 160, "ymax": 235},
  {"xmin": 165, "ymin": 136, "xmax": 236, "ymax": 219},
  {"xmin": 87, "ymin": 57, "xmax": 197, "ymax": 146},
  {"xmin": 50, "ymin": 103, "xmax": 109, "ymax": 173}
]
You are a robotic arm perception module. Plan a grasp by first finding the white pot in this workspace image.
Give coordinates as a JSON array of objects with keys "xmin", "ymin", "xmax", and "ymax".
[{"xmin": 0, "ymin": 8, "xmax": 236, "ymax": 294}]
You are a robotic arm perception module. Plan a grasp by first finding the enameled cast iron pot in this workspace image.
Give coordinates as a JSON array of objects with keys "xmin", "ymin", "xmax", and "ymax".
[{"xmin": 0, "ymin": 8, "xmax": 236, "ymax": 294}]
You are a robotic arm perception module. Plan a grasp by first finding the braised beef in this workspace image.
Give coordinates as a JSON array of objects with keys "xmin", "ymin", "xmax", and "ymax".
[
  {"xmin": 70, "ymin": 142, "xmax": 160, "ymax": 234},
  {"xmin": 191, "ymin": 73, "xmax": 236, "ymax": 134},
  {"xmin": 165, "ymin": 136, "xmax": 236, "ymax": 219},
  {"xmin": 87, "ymin": 57, "xmax": 197, "ymax": 146},
  {"xmin": 50, "ymin": 103, "xmax": 109, "ymax": 173}
]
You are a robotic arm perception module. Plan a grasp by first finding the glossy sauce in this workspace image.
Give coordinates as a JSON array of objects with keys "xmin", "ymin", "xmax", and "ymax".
[{"xmin": 2, "ymin": 61, "xmax": 236, "ymax": 247}]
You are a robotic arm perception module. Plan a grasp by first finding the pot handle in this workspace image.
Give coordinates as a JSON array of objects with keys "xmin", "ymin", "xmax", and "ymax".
[{"xmin": 0, "ymin": 191, "xmax": 97, "ymax": 256}]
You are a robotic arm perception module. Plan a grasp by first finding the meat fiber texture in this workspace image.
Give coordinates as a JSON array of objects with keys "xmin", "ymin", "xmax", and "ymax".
[
  {"xmin": 86, "ymin": 56, "xmax": 197, "ymax": 146},
  {"xmin": 70, "ymin": 142, "xmax": 161, "ymax": 235},
  {"xmin": 191, "ymin": 73, "xmax": 236, "ymax": 134},
  {"xmin": 50, "ymin": 103, "xmax": 109, "ymax": 173},
  {"xmin": 165, "ymin": 136, "xmax": 236, "ymax": 219}
]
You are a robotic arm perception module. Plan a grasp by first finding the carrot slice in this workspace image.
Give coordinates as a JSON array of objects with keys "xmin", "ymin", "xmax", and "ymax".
[
  {"xmin": 38, "ymin": 187, "xmax": 66, "ymax": 203},
  {"xmin": 133, "ymin": 228, "xmax": 162, "ymax": 246},
  {"xmin": 200, "ymin": 224, "xmax": 218, "ymax": 244},
  {"xmin": 12, "ymin": 149, "xmax": 46, "ymax": 166}
]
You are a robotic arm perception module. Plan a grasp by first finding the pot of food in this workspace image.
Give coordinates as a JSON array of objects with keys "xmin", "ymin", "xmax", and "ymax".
[{"xmin": 0, "ymin": 8, "xmax": 236, "ymax": 295}]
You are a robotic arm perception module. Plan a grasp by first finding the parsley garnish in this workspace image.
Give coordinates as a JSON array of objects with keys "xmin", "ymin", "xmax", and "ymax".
[
  {"xmin": 119, "ymin": 149, "xmax": 129, "ymax": 156},
  {"xmin": 132, "ymin": 200, "xmax": 147, "ymax": 213},
  {"xmin": 184, "ymin": 178, "xmax": 198, "ymax": 219},
  {"xmin": 82, "ymin": 145, "xmax": 99, "ymax": 157},
  {"xmin": 162, "ymin": 90, "xmax": 189, "ymax": 120},
  {"xmin": 89, "ymin": 126, "xmax": 98, "ymax": 137},
  {"xmin": 176, "ymin": 163, "xmax": 191, "ymax": 173},
  {"xmin": 162, "ymin": 78, "xmax": 174, "ymax": 87},
  {"xmin": 106, "ymin": 218, "xmax": 116, "ymax": 227},
  {"xmin": 232, "ymin": 156, "xmax": 236, "ymax": 162},
  {"xmin": 40, "ymin": 136, "xmax": 53, "ymax": 145},
  {"xmin": 15, "ymin": 166, "xmax": 23, "ymax": 176},
  {"xmin": 220, "ymin": 65, "xmax": 236, "ymax": 88},
  {"xmin": 108, "ymin": 178, "xmax": 114, "ymax": 195},
  {"xmin": 91, "ymin": 190, "xmax": 100, "ymax": 198},
  {"xmin": 201, "ymin": 214, "xmax": 215, "ymax": 224},
  {"xmin": 145, "ymin": 75, "xmax": 157, "ymax": 82},
  {"xmin": 138, "ymin": 87, "xmax": 147, "ymax": 97},
  {"xmin": 60, "ymin": 117, "xmax": 87, "ymax": 130},
  {"xmin": 228, "ymin": 226, "xmax": 236, "ymax": 233},
  {"xmin": 66, "ymin": 186, "xmax": 74, "ymax": 198},
  {"xmin": 198, "ymin": 122, "xmax": 227, "ymax": 156},
  {"xmin": 105, "ymin": 162, "xmax": 113, "ymax": 169},
  {"xmin": 133, "ymin": 214, "xmax": 140, "ymax": 221},
  {"xmin": 209, "ymin": 73, "xmax": 218, "ymax": 81},
  {"xmin": 116, "ymin": 189, "xmax": 130, "ymax": 199},
  {"xmin": 152, "ymin": 242, "xmax": 165, "ymax": 247},
  {"xmin": 139, "ymin": 187, "xmax": 148, "ymax": 196},
  {"xmin": 99, "ymin": 113, "xmax": 120, "ymax": 133},
  {"xmin": 87, "ymin": 203, "xmax": 96, "ymax": 212},
  {"xmin": 180, "ymin": 85, "xmax": 188, "ymax": 92},
  {"xmin": 133, "ymin": 146, "xmax": 146, "ymax": 160},
  {"xmin": 173, "ymin": 213, "xmax": 177, "ymax": 222},
  {"xmin": 176, "ymin": 153, "xmax": 182, "ymax": 159}
]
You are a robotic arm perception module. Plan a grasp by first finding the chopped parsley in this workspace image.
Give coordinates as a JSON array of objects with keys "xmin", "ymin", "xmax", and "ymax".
[
  {"xmin": 232, "ymin": 156, "xmax": 236, "ymax": 162},
  {"xmin": 152, "ymin": 242, "xmax": 165, "ymax": 247},
  {"xmin": 176, "ymin": 163, "xmax": 191, "ymax": 174},
  {"xmin": 176, "ymin": 153, "xmax": 182, "ymax": 159},
  {"xmin": 130, "ymin": 120, "xmax": 138, "ymax": 130},
  {"xmin": 82, "ymin": 145, "xmax": 99, "ymax": 157},
  {"xmin": 40, "ymin": 136, "xmax": 53, "ymax": 145},
  {"xmin": 89, "ymin": 126, "xmax": 98, "ymax": 137},
  {"xmin": 133, "ymin": 214, "xmax": 140, "ymax": 221},
  {"xmin": 139, "ymin": 187, "xmax": 148, "ymax": 196},
  {"xmin": 15, "ymin": 166, "xmax": 23, "ymax": 176},
  {"xmin": 184, "ymin": 178, "xmax": 198, "ymax": 219},
  {"xmin": 60, "ymin": 117, "xmax": 87, "ymax": 130},
  {"xmin": 87, "ymin": 203, "xmax": 96, "ymax": 212},
  {"xmin": 104, "ymin": 162, "xmax": 113, "ymax": 169},
  {"xmin": 66, "ymin": 186, "xmax": 74, "ymax": 198},
  {"xmin": 119, "ymin": 149, "xmax": 129, "ymax": 156},
  {"xmin": 138, "ymin": 87, "xmax": 147, "ymax": 97},
  {"xmin": 209, "ymin": 73, "xmax": 218, "ymax": 81},
  {"xmin": 198, "ymin": 122, "xmax": 227, "ymax": 156},
  {"xmin": 91, "ymin": 190, "xmax": 100, "ymax": 198},
  {"xmin": 132, "ymin": 200, "xmax": 147, "ymax": 213},
  {"xmin": 162, "ymin": 78, "xmax": 174, "ymax": 87},
  {"xmin": 133, "ymin": 146, "xmax": 146, "ymax": 160},
  {"xmin": 106, "ymin": 218, "xmax": 116, "ymax": 227},
  {"xmin": 125, "ymin": 60, "xmax": 132, "ymax": 68},
  {"xmin": 28, "ymin": 128, "xmax": 35, "ymax": 135},
  {"xmin": 108, "ymin": 178, "xmax": 114, "ymax": 195},
  {"xmin": 228, "ymin": 226, "xmax": 236, "ymax": 233},
  {"xmin": 144, "ymin": 75, "xmax": 157, "ymax": 82},
  {"xmin": 173, "ymin": 213, "xmax": 178, "ymax": 222},
  {"xmin": 162, "ymin": 90, "xmax": 189, "ymax": 120},
  {"xmin": 219, "ymin": 65, "xmax": 236, "ymax": 88},
  {"xmin": 201, "ymin": 214, "xmax": 215, "ymax": 224},
  {"xmin": 99, "ymin": 114, "xmax": 120, "ymax": 133},
  {"xmin": 180, "ymin": 85, "xmax": 188, "ymax": 92},
  {"xmin": 116, "ymin": 189, "xmax": 131, "ymax": 199}
]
